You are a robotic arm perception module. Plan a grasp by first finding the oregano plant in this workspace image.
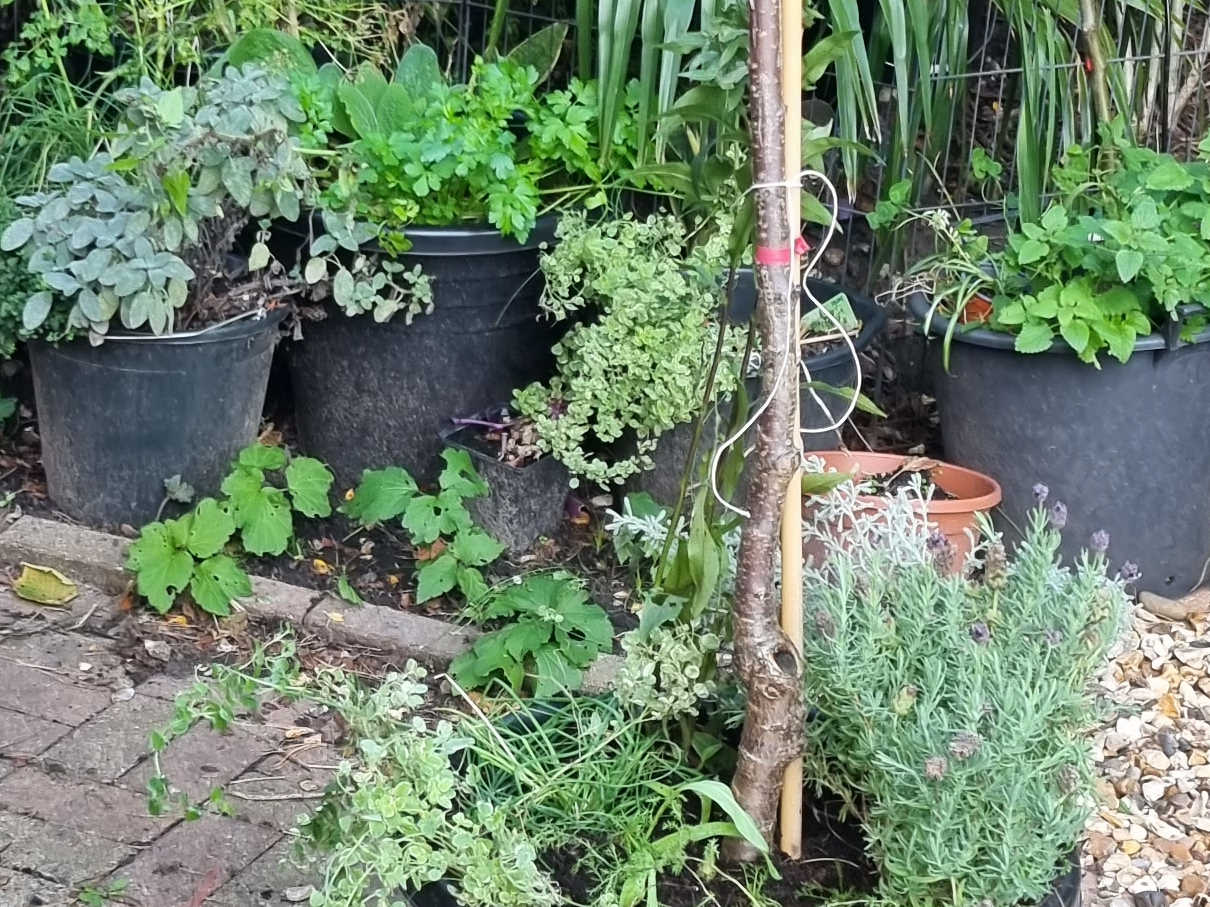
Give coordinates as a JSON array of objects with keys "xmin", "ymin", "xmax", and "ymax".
[
  {"xmin": 342, "ymin": 448, "xmax": 504, "ymax": 604},
  {"xmin": 126, "ymin": 443, "xmax": 334, "ymax": 614}
]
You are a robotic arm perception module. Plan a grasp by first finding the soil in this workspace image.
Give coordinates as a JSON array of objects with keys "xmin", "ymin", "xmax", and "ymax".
[
  {"xmin": 865, "ymin": 461, "xmax": 957, "ymax": 501},
  {"xmin": 541, "ymin": 793, "xmax": 877, "ymax": 906}
]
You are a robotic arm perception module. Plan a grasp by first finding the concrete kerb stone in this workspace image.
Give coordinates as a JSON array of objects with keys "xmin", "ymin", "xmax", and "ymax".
[
  {"xmin": 0, "ymin": 515, "xmax": 129, "ymax": 594},
  {"xmin": 0, "ymin": 513, "xmax": 623, "ymax": 688}
]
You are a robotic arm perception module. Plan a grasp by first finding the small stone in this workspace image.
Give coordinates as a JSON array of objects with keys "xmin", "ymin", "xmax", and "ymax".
[
  {"xmin": 1096, "ymin": 778, "xmax": 1121, "ymax": 806},
  {"xmin": 1103, "ymin": 852, "xmax": 1131, "ymax": 872},
  {"xmin": 1192, "ymin": 750, "xmax": 1207, "ymax": 766},
  {"xmin": 1155, "ymin": 838, "xmax": 1194, "ymax": 863},
  {"xmin": 283, "ymin": 887, "xmax": 314, "ymax": 903},
  {"xmin": 1118, "ymin": 715, "xmax": 1145, "ymax": 738},
  {"xmin": 1143, "ymin": 779, "xmax": 1169, "ymax": 802},
  {"xmin": 142, "ymin": 639, "xmax": 171, "ymax": 662},
  {"xmin": 1143, "ymin": 749, "xmax": 1172, "ymax": 772},
  {"xmin": 1181, "ymin": 873, "xmax": 1207, "ymax": 896},
  {"xmin": 1087, "ymin": 832, "xmax": 1116, "ymax": 860},
  {"xmin": 1159, "ymin": 730, "xmax": 1180, "ymax": 756}
]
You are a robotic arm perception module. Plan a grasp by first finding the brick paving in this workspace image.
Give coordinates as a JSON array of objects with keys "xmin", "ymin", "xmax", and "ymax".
[{"xmin": 0, "ymin": 586, "xmax": 327, "ymax": 906}]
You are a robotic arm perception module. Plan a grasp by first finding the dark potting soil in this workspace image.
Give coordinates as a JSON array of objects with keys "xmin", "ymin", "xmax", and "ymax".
[
  {"xmin": 865, "ymin": 465, "xmax": 956, "ymax": 501},
  {"xmin": 540, "ymin": 795, "xmax": 876, "ymax": 906}
]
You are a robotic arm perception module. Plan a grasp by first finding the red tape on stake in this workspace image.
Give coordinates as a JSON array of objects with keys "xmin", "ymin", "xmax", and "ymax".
[
  {"xmin": 754, "ymin": 245, "xmax": 791, "ymax": 265},
  {"xmin": 754, "ymin": 236, "xmax": 810, "ymax": 266}
]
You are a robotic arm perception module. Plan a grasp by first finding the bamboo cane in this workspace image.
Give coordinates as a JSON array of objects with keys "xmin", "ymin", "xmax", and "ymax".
[{"xmin": 778, "ymin": 0, "xmax": 805, "ymax": 860}]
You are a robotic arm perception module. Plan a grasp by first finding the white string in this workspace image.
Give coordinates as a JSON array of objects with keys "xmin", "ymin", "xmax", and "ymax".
[{"xmin": 708, "ymin": 168, "xmax": 862, "ymax": 518}]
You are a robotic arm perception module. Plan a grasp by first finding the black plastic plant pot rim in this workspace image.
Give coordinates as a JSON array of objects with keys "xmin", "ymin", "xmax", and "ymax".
[
  {"xmin": 67, "ymin": 308, "xmax": 287, "ymax": 350},
  {"xmin": 279, "ymin": 210, "xmax": 559, "ymax": 257},
  {"xmin": 727, "ymin": 269, "xmax": 887, "ymax": 369},
  {"xmin": 908, "ymin": 291, "xmax": 1210, "ymax": 355}
]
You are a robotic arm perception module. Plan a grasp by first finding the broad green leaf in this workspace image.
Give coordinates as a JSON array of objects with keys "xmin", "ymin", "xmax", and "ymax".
[
  {"xmin": 1131, "ymin": 197, "xmax": 1161, "ymax": 231},
  {"xmin": 0, "ymin": 217, "xmax": 33, "ymax": 251},
  {"xmin": 228, "ymin": 483, "xmax": 292, "ymax": 556},
  {"xmin": 189, "ymin": 554, "xmax": 250, "ymax": 616},
  {"xmin": 802, "ymin": 471, "xmax": 852, "ymax": 496},
  {"xmin": 238, "ymin": 443, "xmax": 287, "ymax": 471},
  {"xmin": 186, "ymin": 497, "xmax": 235, "ymax": 559},
  {"xmin": 1014, "ymin": 321, "xmax": 1055, "ymax": 354},
  {"xmin": 1039, "ymin": 204, "xmax": 1068, "ymax": 232},
  {"xmin": 1059, "ymin": 320, "xmax": 1090, "ymax": 355},
  {"xmin": 285, "ymin": 457, "xmax": 334, "ymax": 518},
  {"xmin": 154, "ymin": 88, "xmax": 185, "ymax": 126},
  {"xmin": 501, "ymin": 619, "xmax": 553, "ymax": 661},
  {"xmin": 1145, "ymin": 159, "xmax": 1194, "ymax": 191},
  {"xmin": 1016, "ymin": 238, "xmax": 1048, "ymax": 265},
  {"xmin": 1116, "ymin": 249, "xmax": 1144, "ymax": 284},
  {"xmin": 449, "ymin": 528, "xmax": 505, "ymax": 567},
  {"xmin": 23, "ymin": 292, "xmax": 52, "ymax": 331},
  {"xmin": 505, "ymin": 22, "xmax": 569, "ymax": 82},
  {"xmin": 338, "ymin": 82, "xmax": 379, "ymax": 139},
  {"xmin": 126, "ymin": 523, "xmax": 194, "ymax": 613},
  {"xmin": 456, "ymin": 566, "xmax": 489, "ymax": 606},
  {"xmin": 532, "ymin": 647, "xmax": 581, "ymax": 697},
  {"xmin": 416, "ymin": 552, "xmax": 458, "ymax": 602},
  {"xmin": 247, "ymin": 242, "xmax": 271, "ymax": 271},
  {"xmin": 342, "ymin": 466, "xmax": 417, "ymax": 525},
  {"xmin": 556, "ymin": 596, "xmax": 613, "ymax": 654},
  {"xmin": 304, "ymin": 258, "xmax": 327, "ymax": 284},
  {"xmin": 376, "ymin": 83, "xmax": 416, "ymax": 134},
  {"xmin": 228, "ymin": 28, "xmax": 317, "ymax": 73},
  {"xmin": 438, "ymin": 448, "xmax": 489, "ymax": 499},
  {"xmin": 394, "ymin": 43, "xmax": 444, "ymax": 96}
]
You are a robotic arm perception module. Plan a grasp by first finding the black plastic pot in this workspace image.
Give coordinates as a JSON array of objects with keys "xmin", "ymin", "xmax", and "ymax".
[
  {"xmin": 634, "ymin": 275, "xmax": 887, "ymax": 505},
  {"xmin": 288, "ymin": 218, "xmax": 560, "ymax": 485},
  {"xmin": 30, "ymin": 311, "xmax": 283, "ymax": 527},
  {"xmin": 441, "ymin": 420, "xmax": 569, "ymax": 553},
  {"xmin": 1038, "ymin": 850, "xmax": 1082, "ymax": 907},
  {"xmin": 912, "ymin": 292, "xmax": 1210, "ymax": 593}
]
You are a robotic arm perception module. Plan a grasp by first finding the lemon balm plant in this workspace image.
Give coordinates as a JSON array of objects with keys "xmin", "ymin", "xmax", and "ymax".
[{"xmin": 903, "ymin": 123, "xmax": 1210, "ymax": 596}]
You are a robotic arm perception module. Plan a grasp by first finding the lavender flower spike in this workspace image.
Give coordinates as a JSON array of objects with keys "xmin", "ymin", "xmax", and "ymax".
[
  {"xmin": 1090, "ymin": 530, "xmax": 1110, "ymax": 554},
  {"xmin": 1049, "ymin": 501, "xmax": 1068, "ymax": 530},
  {"xmin": 1120, "ymin": 561, "xmax": 1141, "ymax": 584},
  {"xmin": 1032, "ymin": 482, "xmax": 1049, "ymax": 504}
]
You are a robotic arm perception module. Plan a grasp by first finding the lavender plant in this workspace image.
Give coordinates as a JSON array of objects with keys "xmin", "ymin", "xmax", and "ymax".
[{"xmin": 801, "ymin": 484, "xmax": 1127, "ymax": 905}]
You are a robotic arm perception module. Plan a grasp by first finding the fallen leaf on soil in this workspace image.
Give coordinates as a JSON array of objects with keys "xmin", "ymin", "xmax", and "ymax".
[
  {"xmin": 415, "ymin": 539, "xmax": 447, "ymax": 562},
  {"xmin": 284, "ymin": 726, "xmax": 312, "ymax": 740},
  {"xmin": 166, "ymin": 615, "xmax": 189, "ymax": 627},
  {"xmin": 387, "ymin": 574, "xmax": 400, "ymax": 586},
  {"xmin": 343, "ymin": 488, "xmax": 355, "ymax": 501},
  {"xmin": 399, "ymin": 590, "xmax": 415, "ymax": 609},
  {"xmin": 311, "ymin": 558, "xmax": 332, "ymax": 576},
  {"xmin": 12, "ymin": 563, "xmax": 78, "ymax": 605},
  {"xmin": 257, "ymin": 425, "xmax": 283, "ymax": 448},
  {"xmin": 184, "ymin": 865, "xmax": 223, "ymax": 907},
  {"xmin": 143, "ymin": 638, "xmax": 171, "ymax": 662},
  {"xmin": 324, "ymin": 611, "xmax": 344, "ymax": 623}
]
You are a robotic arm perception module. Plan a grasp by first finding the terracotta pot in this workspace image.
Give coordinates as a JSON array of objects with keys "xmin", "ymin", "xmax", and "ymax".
[
  {"xmin": 959, "ymin": 295, "xmax": 993, "ymax": 325},
  {"xmin": 805, "ymin": 450, "xmax": 1002, "ymax": 571}
]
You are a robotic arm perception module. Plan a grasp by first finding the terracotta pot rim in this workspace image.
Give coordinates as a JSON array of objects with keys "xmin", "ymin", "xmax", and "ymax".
[{"xmin": 808, "ymin": 450, "xmax": 1002, "ymax": 515}]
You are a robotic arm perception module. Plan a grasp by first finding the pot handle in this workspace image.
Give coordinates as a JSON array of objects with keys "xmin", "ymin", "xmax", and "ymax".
[{"xmin": 1163, "ymin": 303, "xmax": 1210, "ymax": 351}]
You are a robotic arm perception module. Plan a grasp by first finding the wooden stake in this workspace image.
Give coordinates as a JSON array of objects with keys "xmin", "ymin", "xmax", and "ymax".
[{"xmin": 778, "ymin": 0, "xmax": 805, "ymax": 861}]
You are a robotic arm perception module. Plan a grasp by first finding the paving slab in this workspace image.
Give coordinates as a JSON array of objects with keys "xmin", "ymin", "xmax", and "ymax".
[
  {"xmin": 0, "ymin": 586, "xmax": 115, "ymax": 636},
  {"xmin": 0, "ymin": 867, "xmax": 73, "ymax": 906},
  {"xmin": 40, "ymin": 692, "xmax": 176, "ymax": 782},
  {"xmin": 0, "ymin": 766, "xmax": 172, "ymax": 844},
  {"xmin": 226, "ymin": 745, "xmax": 340, "ymax": 832},
  {"xmin": 110, "ymin": 814, "xmax": 278, "ymax": 907},
  {"xmin": 0, "ymin": 658, "xmax": 113, "ymax": 726},
  {"xmin": 121, "ymin": 722, "xmax": 275, "ymax": 804},
  {"xmin": 0, "ymin": 810, "xmax": 137, "ymax": 886},
  {"xmin": 205, "ymin": 838, "xmax": 320, "ymax": 906},
  {"xmin": 0, "ymin": 708, "xmax": 72, "ymax": 761}
]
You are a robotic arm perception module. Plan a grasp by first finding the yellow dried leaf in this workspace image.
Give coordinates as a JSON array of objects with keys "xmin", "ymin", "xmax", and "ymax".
[
  {"xmin": 166, "ymin": 615, "xmax": 189, "ymax": 627},
  {"xmin": 311, "ymin": 559, "xmax": 331, "ymax": 576},
  {"xmin": 343, "ymin": 488, "xmax": 355, "ymax": 501},
  {"xmin": 12, "ymin": 563, "xmax": 78, "ymax": 606},
  {"xmin": 386, "ymin": 574, "xmax": 400, "ymax": 587},
  {"xmin": 325, "ymin": 611, "xmax": 344, "ymax": 623}
]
